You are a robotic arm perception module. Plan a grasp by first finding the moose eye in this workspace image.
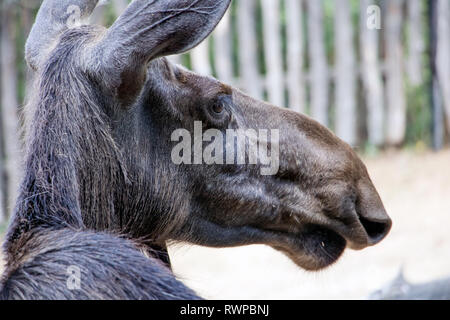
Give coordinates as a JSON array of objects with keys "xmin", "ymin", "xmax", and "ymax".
[
  {"xmin": 204, "ymin": 95, "xmax": 232, "ymax": 127},
  {"xmin": 211, "ymin": 103, "xmax": 224, "ymax": 114},
  {"xmin": 209, "ymin": 95, "xmax": 231, "ymax": 117}
]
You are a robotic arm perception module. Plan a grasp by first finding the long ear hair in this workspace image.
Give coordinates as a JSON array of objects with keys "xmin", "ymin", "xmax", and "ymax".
[
  {"xmin": 8, "ymin": 28, "xmax": 129, "ymax": 246},
  {"xmin": 25, "ymin": 0, "xmax": 100, "ymax": 70}
]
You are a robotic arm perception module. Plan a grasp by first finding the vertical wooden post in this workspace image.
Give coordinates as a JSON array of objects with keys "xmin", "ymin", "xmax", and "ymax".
[
  {"xmin": 0, "ymin": 2, "xmax": 21, "ymax": 218},
  {"xmin": 307, "ymin": 0, "xmax": 329, "ymax": 126},
  {"xmin": 22, "ymin": 3, "xmax": 37, "ymax": 101},
  {"xmin": 190, "ymin": 40, "xmax": 212, "ymax": 76},
  {"xmin": 237, "ymin": 0, "xmax": 263, "ymax": 99},
  {"xmin": 385, "ymin": 0, "xmax": 406, "ymax": 146},
  {"xmin": 90, "ymin": 2, "xmax": 107, "ymax": 25},
  {"xmin": 167, "ymin": 55, "xmax": 182, "ymax": 66},
  {"xmin": 360, "ymin": 0, "xmax": 385, "ymax": 146},
  {"xmin": 261, "ymin": 0, "xmax": 284, "ymax": 106},
  {"xmin": 213, "ymin": 10, "xmax": 233, "ymax": 84},
  {"xmin": 406, "ymin": 0, "xmax": 425, "ymax": 86},
  {"xmin": 112, "ymin": 0, "xmax": 129, "ymax": 16},
  {"xmin": 436, "ymin": 0, "xmax": 450, "ymax": 136},
  {"xmin": 286, "ymin": 0, "xmax": 306, "ymax": 114},
  {"xmin": 430, "ymin": 0, "xmax": 445, "ymax": 150},
  {"xmin": 334, "ymin": 0, "xmax": 357, "ymax": 145}
]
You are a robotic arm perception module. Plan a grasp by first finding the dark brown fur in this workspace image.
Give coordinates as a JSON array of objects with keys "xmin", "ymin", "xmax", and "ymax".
[{"xmin": 1, "ymin": 0, "xmax": 391, "ymax": 299}]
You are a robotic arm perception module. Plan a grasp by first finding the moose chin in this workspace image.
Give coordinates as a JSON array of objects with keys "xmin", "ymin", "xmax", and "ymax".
[{"xmin": 0, "ymin": 0, "xmax": 391, "ymax": 300}]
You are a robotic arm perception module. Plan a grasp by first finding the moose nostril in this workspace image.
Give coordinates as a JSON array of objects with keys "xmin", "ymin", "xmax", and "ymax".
[{"xmin": 358, "ymin": 215, "xmax": 391, "ymax": 244}]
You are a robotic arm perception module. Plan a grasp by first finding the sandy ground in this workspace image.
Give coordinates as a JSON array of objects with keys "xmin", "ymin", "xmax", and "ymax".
[
  {"xmin": 169, "ymin": 149, "xmax": 450, "ymax": 299},
  {"xmin": 1, "ymin": 149, "xmax": 450, "ymax": 299}
]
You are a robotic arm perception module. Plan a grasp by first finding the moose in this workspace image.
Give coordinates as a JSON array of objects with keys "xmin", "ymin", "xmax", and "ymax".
[{"xmin": 0, "ymin": 0, "xmax": 391, "ymax": 299}]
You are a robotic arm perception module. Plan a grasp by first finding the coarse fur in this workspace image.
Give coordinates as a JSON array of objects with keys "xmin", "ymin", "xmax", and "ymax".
[
  {"xmin": 0, "ymin": 229, "xmax": 198, "ymax": 300},
  {"xmin": 1, "ymin": 0, "xmax": 391, "ymax": 299},
  {"xmin": 1, "ymin": 27, "xmax": 199, "ymax": 299}
]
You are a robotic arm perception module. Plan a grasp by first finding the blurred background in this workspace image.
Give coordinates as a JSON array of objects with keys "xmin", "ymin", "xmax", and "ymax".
[{"xmin": 1, "ymin": 0, "xmax": 450, "ymax": 299}]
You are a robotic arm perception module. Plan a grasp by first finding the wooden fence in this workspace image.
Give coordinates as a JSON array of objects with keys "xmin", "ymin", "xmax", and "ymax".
[
  {"xmin": 170, "ymin": 0, "xmax": 450, "ymax": 148},
  {"xmin": 1, "ymin": 0, "xmax": 450, "ymax": 222}
]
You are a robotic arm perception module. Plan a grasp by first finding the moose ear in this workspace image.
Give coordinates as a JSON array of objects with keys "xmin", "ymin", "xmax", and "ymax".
[
  {"xmin": 95, "ymin": 0, "xmax": 231, "ymax": 81},
  {"xmin": 26, "ymin": 0, "xmax": 100, "ymax": 70}
]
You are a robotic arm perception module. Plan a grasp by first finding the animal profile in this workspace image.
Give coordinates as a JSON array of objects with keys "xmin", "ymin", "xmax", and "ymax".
[{"xmin": 0, "ymin": 0, "xmax": 391, "ymax": 299}]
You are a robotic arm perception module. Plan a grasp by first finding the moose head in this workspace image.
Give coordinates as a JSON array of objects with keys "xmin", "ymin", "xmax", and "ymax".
[{"xmin": 21, "ymin": 0, "xmax": 391, "ymax": 272}]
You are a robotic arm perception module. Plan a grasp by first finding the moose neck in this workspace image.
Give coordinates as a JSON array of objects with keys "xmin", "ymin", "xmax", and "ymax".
[{"xmin": 6, "ymin": 29, "xmax": 127, "ymax": 246}]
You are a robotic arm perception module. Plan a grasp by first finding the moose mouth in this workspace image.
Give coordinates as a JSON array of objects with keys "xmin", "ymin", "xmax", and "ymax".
[
  {"xmin": 187, "ymin": 179, "xmax": 391, "ymax": 271},
  {"xmin": 263, "ymin": 224, "xmax": 347, "ymax": 271},
  {"xmin": 261, "ymin": 208, "xmax": 391, "ymax": 270},
  {"xmin": 185, "ymin": 202, "xmax": 390, "ymax": 272}
]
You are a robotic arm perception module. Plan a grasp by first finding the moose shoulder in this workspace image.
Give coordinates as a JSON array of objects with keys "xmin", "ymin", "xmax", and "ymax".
[{"xmin": 0, "ymin": 0, "xmax": 391, "ymax": 299}]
